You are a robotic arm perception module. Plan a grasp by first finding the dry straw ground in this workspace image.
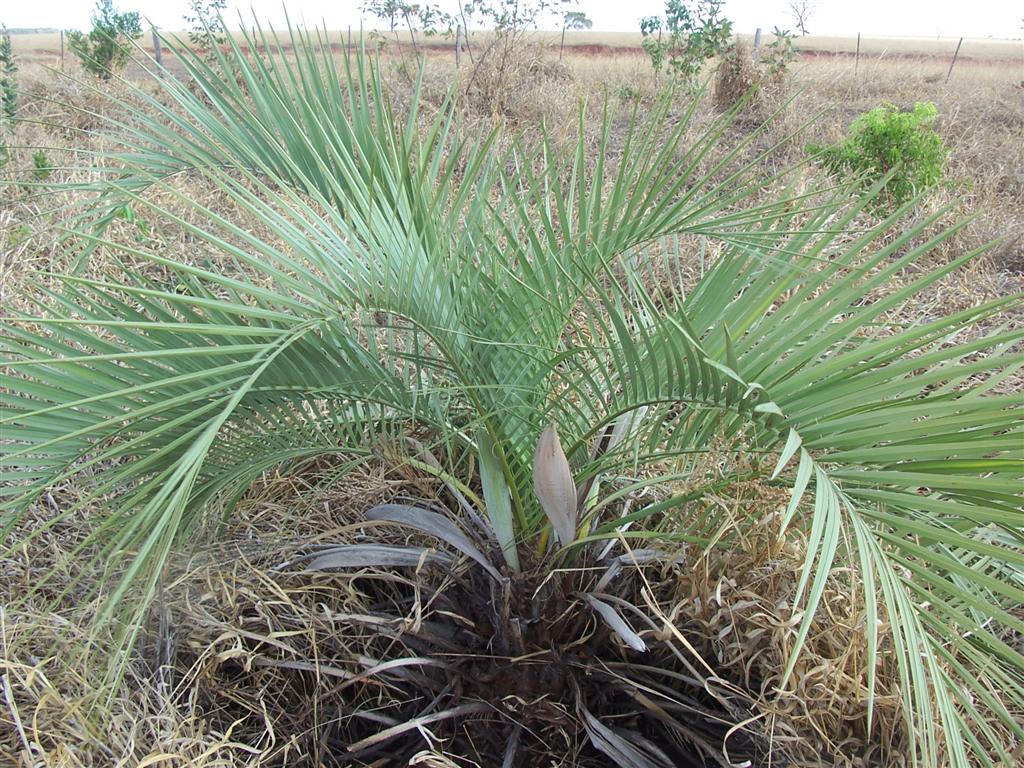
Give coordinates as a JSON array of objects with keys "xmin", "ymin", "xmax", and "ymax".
[{"xmin": 1, "ymin": 31, "xmax": 1022, "ymax": 767}]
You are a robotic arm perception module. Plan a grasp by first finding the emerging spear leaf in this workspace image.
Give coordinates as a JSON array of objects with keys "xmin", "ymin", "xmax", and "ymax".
[{"xmin": 533, "ymin": 423, "xmax": 579, "ymax": 548}]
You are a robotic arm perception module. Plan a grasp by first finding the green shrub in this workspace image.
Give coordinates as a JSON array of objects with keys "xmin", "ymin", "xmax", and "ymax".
[
  {"xmin": 8, "ymin": 222, "xmax": 30, "ymax": 245},
  {"xmin": 67, "ymin": 0, "xmax": 141, "ymax": 80},
  {"xmin": 762, "ymin": 25, "xmax": 796, "ymax": 79},
  {"xmin": 113, "ymin": 202, "xmax": 150, "ymax": 241},
  {"xmin": 0, "ymin": 26, "xmax": 16, "ymax": 124},
  {"xmin": 809, "ymin": 102, "xmax": 947, "ymax": 206},
  {"xmin": 615, "ymin": 83, "xmax": 641, "ymax": 103},
  {"xmin": 31, "ymin": 148, "xmax": 50, "ymax": 181}
]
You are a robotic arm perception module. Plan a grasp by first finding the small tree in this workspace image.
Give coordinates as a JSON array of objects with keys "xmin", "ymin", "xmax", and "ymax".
[
  {"xmin": 459, "ymin": 0, "xmax": 577, "ymax": 55},
  {"xmin": 67, "ymin": 0, "xmax": 142, "ymax": 79},
  {"xmin": 463, "ymin": 0, "xmax": 573, "ymax": 33},
  {"xmin": 460, "ymin": 0, "xmax": 577, "ymax": 112},
  {"xmin": 788, "ymin": 0, "xmax": 816, "ymax": 36},
  {"xmin": 640, "ymin": 0, "xmax": 733, "ymax": 86},
  {"xmin": 559, "ymin": 10, "xmax": 592, "ymax": 60},
  {"xmin": 0, "ymin": 26, "xmax": 16, "ymax": 124},
  {"xmin": 184, "ymin": 0, "xmax": 228, "ymax": 54},
  {"xmin": 362, "ymin": 1, "xmax": 453, "ymax": 60}
]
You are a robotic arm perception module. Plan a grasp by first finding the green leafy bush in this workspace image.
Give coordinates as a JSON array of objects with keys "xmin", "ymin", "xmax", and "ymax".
[
  {"xmin": 67, "ymin": 0, "xmax": 141, "ymax": 80},
  {"xmin": 113, "ymin": 202, "xmax": 150, "ymax": 241},
  {"xmin": 809, "ymin": 102, "xmax": 947, "ymax": 206}
]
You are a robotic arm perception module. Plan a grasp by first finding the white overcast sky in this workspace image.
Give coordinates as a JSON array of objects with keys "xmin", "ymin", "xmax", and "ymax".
[{"xmin": 3, "ymin": 1, "xmax": 1021, "ymax": 39}]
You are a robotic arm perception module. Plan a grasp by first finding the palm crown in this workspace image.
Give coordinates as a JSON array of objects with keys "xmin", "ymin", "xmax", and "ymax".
[{"xmin": 2, "ymin": 24, "xmax": 1022, "ymax": 767}]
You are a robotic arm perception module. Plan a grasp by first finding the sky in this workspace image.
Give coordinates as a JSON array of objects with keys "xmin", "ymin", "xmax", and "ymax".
[{"xmin": 3, "ymin": 0, "xmax": 1021, "ymax": 40}]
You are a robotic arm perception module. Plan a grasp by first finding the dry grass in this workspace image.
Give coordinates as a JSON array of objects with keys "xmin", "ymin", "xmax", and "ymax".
[
  {"xmin": 784, "ymin": 56, "xmax": 1024, "ymax": 329},
  {"xmin": 2, "ymin": 35, "xmax": 1022, "ymax": 767},
  {"xmin": 0, "ymin": 462, "xmax": 932, "ymax": 767},
  {"xmin": 673, "ymin": 517, "xmax": 908, "ymax": 767}
]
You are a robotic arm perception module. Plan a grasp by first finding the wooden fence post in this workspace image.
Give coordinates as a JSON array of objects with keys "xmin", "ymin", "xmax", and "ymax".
[
  {"xmin": 752, "ymin": 27, "xmax": 762, "ymax": 64},
  {"xmin": 151, "ymin": 29, "xmax": 162, "ymax": 70},
  {"xmin": 946, "ymin": 36, "xmax": 963, "ymax": 83},
  {"xmin": 60, "ymin": 30, "xmax": 64, "ymax": 69},
  {"xmin": 456, "ymin": 24, "xmax": 462, "ymax": 67},
  {"xmin": 855, "ymin": 32, "xmax": 861, "ymax": 74}
]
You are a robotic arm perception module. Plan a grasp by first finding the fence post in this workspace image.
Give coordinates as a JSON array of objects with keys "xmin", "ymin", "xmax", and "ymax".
[
  {"xmin": 855, "ymin": 32, "xmax": 861, "ymax": 74},
  {"xmin": 945, "ymin": 36, "xmax": 963, "ymax": 83},
  {"xmin": 151, "ymin": 28, "xmax": 162, "ymax": 70},
  {"xmin": 455, "ymin": 24, "xmax": 462, "ymax": 67},
  {"xmin": 752, "ymin": 27, "xmax": 762, "ymax": 64},
  {"xmin": 60, "ymin": 30, "xmax": 64, "ymax": 69}
]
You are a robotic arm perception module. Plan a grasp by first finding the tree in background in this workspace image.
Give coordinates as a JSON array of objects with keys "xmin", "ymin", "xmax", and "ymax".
[
  {"xmin": 640, "ymin": 0, "xmax": 733, "ymax": 86},
  {"xmin": 788, "ymin": 0, "xmax": 817, "ymax": 36},
  {"xmin": 462, "ymin": 0, "xmax": 575, "ymax": 33},
  {"xmin": 184, "ymin": 0, "xmax": 228, "ymax": 54},
  {"xmin": 458, "ymin": 0, "xmax": 577, "ymax": 111},
  {"xmin": 361, "ymin": 1, "xmax": 454, "ymax": 60},
  {"xmin": 67, "ymin": 0, "xmax": 141, "ymax": 79},
  {"xmin": 360, "ymin": 2, "xmax": 578, "ymax": 63},
  {"xmin": 560, "ymin": 10, "xmax": 592, "ymax": 60}
]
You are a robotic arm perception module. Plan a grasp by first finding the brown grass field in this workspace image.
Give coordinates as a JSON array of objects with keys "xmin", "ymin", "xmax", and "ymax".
[
  {"xmin": 9, "ymin": 29, "xmax": 1024, "ymax": 60},
  {"xmin": 1, "ymin": 28, "xmax": 1022, "ymax": 768}
]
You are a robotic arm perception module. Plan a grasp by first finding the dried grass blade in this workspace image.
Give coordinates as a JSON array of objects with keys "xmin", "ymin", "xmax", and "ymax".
[{"xmin": 346, "ymin": 702, "xmax": 490, "ymax": 754}]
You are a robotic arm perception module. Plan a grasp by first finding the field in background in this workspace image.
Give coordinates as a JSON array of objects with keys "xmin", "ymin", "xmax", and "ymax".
[
  {"xmin": 9, "ymin": 28, "xmax": 1024, "ymax": 63},
  {"xmin": 6, "ymin": 27, "xmax": 1020, "ymax": 277}
]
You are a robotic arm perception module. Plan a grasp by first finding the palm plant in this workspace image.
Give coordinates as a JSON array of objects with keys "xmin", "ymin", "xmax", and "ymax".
[{"xmin": 2, "ymin": 22, "xmax": 1022, "ymax": 766}]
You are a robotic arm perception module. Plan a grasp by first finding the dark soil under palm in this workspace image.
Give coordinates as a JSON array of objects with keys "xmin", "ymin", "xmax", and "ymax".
[{"xmin": 167, "ymin": 539, "xmax": 775, "ymax": 767}]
